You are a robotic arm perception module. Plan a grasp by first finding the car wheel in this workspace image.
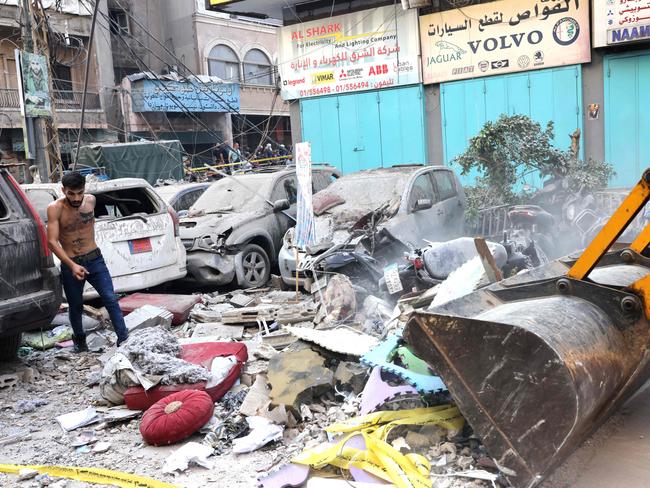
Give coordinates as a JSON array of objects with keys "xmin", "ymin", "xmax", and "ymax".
[
  {"xmin": 0, "ymin": 333, "xmax": 21, "ymax": 361},
  {"xmin": 235, "ymin": 244, "xmax": 271, "ymax": 288}
]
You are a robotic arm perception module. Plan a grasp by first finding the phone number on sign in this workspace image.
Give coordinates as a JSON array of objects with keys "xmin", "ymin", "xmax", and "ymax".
[
  {"xmin": 336, "ymin": 82, "xmax": 369, "ymax": 92},
  {"xmin": 298, "ymin": 81, "xmax": 370, "ymax": 97}
]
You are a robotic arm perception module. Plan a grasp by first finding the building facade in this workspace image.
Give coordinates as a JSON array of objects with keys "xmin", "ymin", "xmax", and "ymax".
[
  {"xmin": 216, "ymin": 0, "xmax": 646, "ymax": 187},
  {"xmin": 0, "ymin": 0, "xmax": 289, "ymax": 181}
]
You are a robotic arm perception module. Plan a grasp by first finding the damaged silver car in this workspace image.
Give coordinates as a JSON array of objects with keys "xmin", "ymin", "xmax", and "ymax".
[
  {"xmin": 179, "ymin": 166, "xmax": 339, "ymax": 288},
  {"xmin": 279, "ymin": 165, "xmax": 466, "ymax": 290}
]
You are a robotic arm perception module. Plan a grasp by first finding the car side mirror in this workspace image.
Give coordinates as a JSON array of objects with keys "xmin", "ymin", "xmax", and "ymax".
[
  {"xmin": 414, "ymin": 198, "xmax": 433, "ymax": 212},
  {"xmin": 177, "ymin": 210, "xmax": 189, "ymax": 218},
  {"xmin": 273, "ymin": 199, "xmax": 290, "ymax": 212}
]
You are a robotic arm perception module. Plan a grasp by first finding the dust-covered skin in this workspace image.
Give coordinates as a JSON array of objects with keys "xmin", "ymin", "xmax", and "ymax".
[
  {"xmin": 51, "ymin": 197, "xmax": 97, "ymax": 257},
  {"xmin": 46, "ymin": 186, "xmax": 98, "ymax": 280}
]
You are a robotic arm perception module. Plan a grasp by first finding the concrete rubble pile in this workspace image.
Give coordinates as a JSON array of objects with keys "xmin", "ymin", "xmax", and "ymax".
[{"xmin": 0, "ymin": 236, "xmax": 511, "ymax": 487}]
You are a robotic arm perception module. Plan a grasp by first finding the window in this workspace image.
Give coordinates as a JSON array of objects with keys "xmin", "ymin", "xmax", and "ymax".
[
  {"xmin": 94, "ymin": 188, "xmax": 159, "ymax": 219},
  {"xmin": 0, "ymin": 196, "xmax": 7, "ymax": 219},
  {"xmin": 409, "ymin": 174, "xmax": 435, "ymax": 210},
  {"xmin": 174, "ymin": 188, "xmax": 206, "ymax": 212},
  {"xmin": 243, "ymin": 49, "xmax": 273, "ymax": 86},
  {"xmin": 109, "ymin": 10, "xmax": 129, "ymax": 35},
  {"xmin": 433, "ymin": 171, "xmax": 457, "ymax": 201},
  {"xmin": 24, "ymin": 189, "xmax": 57, "ymax": 223},
  {"xmin": 271, "ymin": 176, "xmax": 298, "ymax": 205},
  {"xmin": 207, "ymin": 45, "xmax": 240, "ymax": 82},
  {"xmin": 52, "ymin": 63, "xmax": 73, "ymax": 98}
]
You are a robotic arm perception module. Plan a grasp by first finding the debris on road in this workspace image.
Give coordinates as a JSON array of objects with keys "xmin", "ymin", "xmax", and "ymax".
[
  {"xmin": 119, "ymin": 292, "xmax": 202, "ymax": 326},
  {"xmin": 123, "ymin": 305, "xmax": 174, "ymax": 333}
]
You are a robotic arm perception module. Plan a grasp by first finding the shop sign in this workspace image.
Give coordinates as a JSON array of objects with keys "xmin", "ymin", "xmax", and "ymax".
[
  {"xmin": 130, "ymin": 79, "xmax": 240, "ymax": 112},
  {"xmin": 277, "ymin": 5, "xmax": 421, "ymax": 100},
  {"xmin": 420, "ymin": 0, "xmax": 590, "ymax": 84},
  {"xmin": 594, "ymin": 0, "xmax": 650, "ymax": 47}
]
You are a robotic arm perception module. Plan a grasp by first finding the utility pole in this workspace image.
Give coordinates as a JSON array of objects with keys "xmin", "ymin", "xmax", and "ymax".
[{"xmin": 19, "ymin": 0, "xmax": 63, "ymax": 181}]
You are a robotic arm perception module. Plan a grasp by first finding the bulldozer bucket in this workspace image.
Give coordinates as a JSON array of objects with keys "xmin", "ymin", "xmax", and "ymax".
[{"xmin": 404, "ymin": 171, "xmax": 650, "ymax": 488}]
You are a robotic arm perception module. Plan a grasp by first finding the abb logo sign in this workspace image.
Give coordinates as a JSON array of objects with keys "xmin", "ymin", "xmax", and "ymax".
[{"xmin": 368, "ymin": 64, "xmax": 388, "ymax": 76}]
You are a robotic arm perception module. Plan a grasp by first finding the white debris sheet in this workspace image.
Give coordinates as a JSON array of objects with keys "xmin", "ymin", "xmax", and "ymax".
[
  {"xmin": 283, "ymin": 326, "xmax": 379, "ymax": 357},
  {"xmin": 429, "ymin": 256, "xmax": 485, "ymax": 309}
]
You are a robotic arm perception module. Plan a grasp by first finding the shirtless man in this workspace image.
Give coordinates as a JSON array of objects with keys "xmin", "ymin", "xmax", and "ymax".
[{"xmin": 46, "ymin": 171, "xmax": 128, "ymax": 352}]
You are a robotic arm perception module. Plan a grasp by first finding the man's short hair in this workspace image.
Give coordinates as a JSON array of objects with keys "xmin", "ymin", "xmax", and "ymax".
[{"xmin": 61, "ymin": 171, "xmax": 86, "ymax": 190}]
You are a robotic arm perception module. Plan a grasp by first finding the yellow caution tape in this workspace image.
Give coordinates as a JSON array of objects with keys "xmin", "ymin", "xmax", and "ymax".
[
  {"xmin": 293, "ymin": 405, "xmax": 465, "ymax": 488},
  {"xmin": 0, "ymin": 464, "xmax": 178, "ymax": 488}
]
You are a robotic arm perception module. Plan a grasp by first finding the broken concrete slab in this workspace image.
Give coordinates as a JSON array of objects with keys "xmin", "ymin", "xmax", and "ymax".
[
  {"xmin": 261, "ymin": 330, "xmax": 298, "ymax": 350},
  {"xmin": 334, "ymin": 362, "xmax": 368, "ymax": 394},
  {"xmin": 192, "ymin": 322, "xmax": 244, "ymax": 340},
  {"xmin": 267, "ymin": 348, "xmax": 334, "ymax": 416},
  {"xmin": 119, "ymin": 293, "xmax": 202, "ymax": 326},
  {"xmin": 222, "ymin": 304, "xmax": 279, "ymax": 325},
  {"xmin": 124, "ymin": 305, "xmax": 173, "ymax": 333},
  {"xmin": 230, "ymin": 294, "xmax": 256, "ymax": 308},
  {"xmin": 191, "ymin": 304, "xmax": 235, "ymax": 323},
  {"xmin": 240, "ymin": 375, "xmax": 271, "ymax": 417}
]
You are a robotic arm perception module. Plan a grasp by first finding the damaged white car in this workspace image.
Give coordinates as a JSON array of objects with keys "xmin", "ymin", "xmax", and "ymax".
[
  {"xmin": 179, "ymin": 166, "xmax": 339, "ymax": 288},
  {"xmin": 278, "ymin": 165, "xmax": 466, "ymax": 290},
  {"xmin": 22, "ymin": 179, "xmax": 187, "ymax": 299}
]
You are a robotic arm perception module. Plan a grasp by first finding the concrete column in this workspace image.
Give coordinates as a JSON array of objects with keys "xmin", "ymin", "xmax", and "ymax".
[
  {"xmin": 424, "ymin": 84, "xmax": 444, "ymax": 166},
  {"xmin": 289, "ymin": 100, "xmax": 302, "ymax": 144},
  {"xmin": 581, "ymin": 51, "xmax": 605, "ymax": 163}
]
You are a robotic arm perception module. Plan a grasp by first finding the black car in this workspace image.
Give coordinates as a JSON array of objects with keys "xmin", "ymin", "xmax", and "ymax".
[{"xmin": 0, "ymin": 169, "xmax": 61, "ymax": 360}]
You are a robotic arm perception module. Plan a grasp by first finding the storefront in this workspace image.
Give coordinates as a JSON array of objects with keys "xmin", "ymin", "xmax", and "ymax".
[
  {"xmin": 595, "ymin": 2, "xmax": 650, "ymax": 187},
  {"xmin": 420, "ymin": 0, "xmax": 591, "ymax": 186},
  {"xmin": 278, "ymin": 5, "xmax": 424, "ymax": 173}
]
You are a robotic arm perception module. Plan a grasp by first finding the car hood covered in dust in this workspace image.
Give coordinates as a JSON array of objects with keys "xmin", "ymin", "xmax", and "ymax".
[{"xmin": 179, "ymin": 211, "xmax": 263, "ymax": 240}]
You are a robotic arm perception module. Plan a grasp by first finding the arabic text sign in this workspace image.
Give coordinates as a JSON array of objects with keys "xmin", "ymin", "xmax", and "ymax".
[
  {"xmin": 593, "ymin": 0, "xmax": 650, "ymax": 47},
  {"xmin": 277, "ymin": 5, "xmax": 420, "ymax": 100},
  {"xmin": 130, "ymin": 79, "xmax": 240, "ymax": 112},
  {"xmin": 420, "ymin": 0, "xmax": 590, "ymax": 84},
  {"xmin": 294, "ymin": 142, "xmax": 316, "ymax": 249}
]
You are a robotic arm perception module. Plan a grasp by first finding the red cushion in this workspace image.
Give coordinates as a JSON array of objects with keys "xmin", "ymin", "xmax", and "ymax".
[
  {"xmin": 140, "ymin": 389, "xmax": 214, "ymax": 446},
  {"xmin": 124, "ymin": 342, "xmax": 248, "ymax": 411}
]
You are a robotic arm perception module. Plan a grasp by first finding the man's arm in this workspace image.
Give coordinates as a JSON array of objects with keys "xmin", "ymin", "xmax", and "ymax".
[{"xmin": 46, "ymin": 203, "xmax": 87, "ymax": 280}]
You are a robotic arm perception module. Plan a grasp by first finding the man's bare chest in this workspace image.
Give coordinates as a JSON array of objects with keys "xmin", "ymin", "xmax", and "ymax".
[{"xmin": 60, "ymin": 208, "xmax": 95, "ymax": 234}]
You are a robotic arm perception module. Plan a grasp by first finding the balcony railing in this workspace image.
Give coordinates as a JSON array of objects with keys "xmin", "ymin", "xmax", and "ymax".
[
  {"xmin": 0, "ymin": 88, "xmax": 20, "ymax": 108},
  {"xmin": 53, "ymin": 90, "xmax": 101, "ymax": 110},
  {"xmin": 0, "ymin": 88, "xmax": 101, "ymax": 110}
]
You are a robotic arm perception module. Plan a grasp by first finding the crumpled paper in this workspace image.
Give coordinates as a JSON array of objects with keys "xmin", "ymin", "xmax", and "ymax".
[
  {"xmin": 162, "ymin": 441, "xmax": 214, "ymax": 473},
  {"xmin": 232, "ymin": 416, "xmax": 283, "ymax": 454}
]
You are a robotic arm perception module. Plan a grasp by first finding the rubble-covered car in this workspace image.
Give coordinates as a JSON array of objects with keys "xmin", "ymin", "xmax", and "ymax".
[
  {"xmin": 279, "ymin": 165, "xmax": 466, "ymax": 290},
  {"xmin": 154, "ymin": 182, "xmax": 211, "ymax": 214},
  {"xmin": 22, "ymin": 178, "xmax": 186, "ymax": 299},
  {"xmin": 0, "ymin": 169, "xmax": 62, "ymax": 360},
  {"xmin": 179, "ymin": 166, "xmax": 340, "ymax": 288}
]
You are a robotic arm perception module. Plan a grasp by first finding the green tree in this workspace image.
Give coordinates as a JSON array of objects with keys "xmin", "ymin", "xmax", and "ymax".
[{"xmin": 455, "ymin": 114, "xmax": 614, "ymax": 219}]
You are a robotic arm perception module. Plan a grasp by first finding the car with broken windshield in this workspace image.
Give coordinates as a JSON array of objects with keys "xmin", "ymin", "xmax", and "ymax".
[
  {"xmin": 22, "ymin": 178, "xmax": 187, "ymax": 299},
  {"xmin": 278, "ymin": 165, "xmax": 466, "ymax": 290},
  {"xmin": 179, "ymin": 166, "xmax": 339, "ymax": 288}
]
